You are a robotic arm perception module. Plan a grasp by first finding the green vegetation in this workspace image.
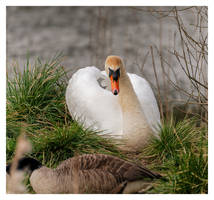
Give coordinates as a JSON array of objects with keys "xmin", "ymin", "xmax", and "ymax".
[
  {"xmin": 141, "ymin": 118, "xmax": 208, "ymax": 194},
  {"xmin": 6, "ymin": 55, "xmax": 208, "ymax": 194},
  {"xmin": 6, "ymin": 54, "xmax": 121, "ymax": 165}
]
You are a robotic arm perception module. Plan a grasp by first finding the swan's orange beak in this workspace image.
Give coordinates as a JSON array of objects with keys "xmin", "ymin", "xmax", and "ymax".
[{"xmin": 110, "ymin": 75, "xmax": 119, "ymax": 95}]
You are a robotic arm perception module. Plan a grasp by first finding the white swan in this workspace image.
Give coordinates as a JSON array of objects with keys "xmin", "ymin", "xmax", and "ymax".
[{"xmin": 66, "ymin": 55, "xmax": 160, "ymax": 150}]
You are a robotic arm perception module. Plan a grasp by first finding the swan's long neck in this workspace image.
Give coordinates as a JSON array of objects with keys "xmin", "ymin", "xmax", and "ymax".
[
  {"xmin": 118, "ymin": 70, "xmax": 152, "ymax": 149},
  {"xmin": 119, "ymin": 72, "xmax": 142, "ymax": 113}
]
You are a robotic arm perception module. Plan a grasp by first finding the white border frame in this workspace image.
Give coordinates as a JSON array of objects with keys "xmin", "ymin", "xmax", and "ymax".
[{"xmin": 1, "ymin": 1, "xmax": 212, "ymax": 200}]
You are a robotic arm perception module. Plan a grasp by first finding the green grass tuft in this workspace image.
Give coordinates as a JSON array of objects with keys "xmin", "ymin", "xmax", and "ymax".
[
  {"xmin": 7, "ymin": 53, "xmax": 68, "ymax": 127},
  {"xmin": 141, "ymin": 118, "xmax": 208, "ymax": 194},
  {"xmin": 30, "ymin": 121, "xmax": 123, "ymax": 167},
  {"xmin": 143, "ymin": 118, "xmax": 206, "ymax": 162}
]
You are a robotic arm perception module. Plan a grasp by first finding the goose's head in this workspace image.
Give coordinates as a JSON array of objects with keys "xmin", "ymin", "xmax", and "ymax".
[{"xmin": 105, "ymin": 55, "xmax": 124, "ymax": 95}]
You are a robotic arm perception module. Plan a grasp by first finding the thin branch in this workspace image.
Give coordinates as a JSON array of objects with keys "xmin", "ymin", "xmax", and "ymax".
[{"xmin": 150, "ymin": 46, "xmax": 164, "ymax": 120}]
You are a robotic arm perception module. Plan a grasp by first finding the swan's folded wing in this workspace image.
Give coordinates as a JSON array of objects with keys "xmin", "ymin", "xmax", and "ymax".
[
  {"xmin": 66, "ymin": 67, "xmax": 122, "ymax": 136},
  {"xmin": 128, "ymin": 73, "xmax": 161, "ymax": 135}
]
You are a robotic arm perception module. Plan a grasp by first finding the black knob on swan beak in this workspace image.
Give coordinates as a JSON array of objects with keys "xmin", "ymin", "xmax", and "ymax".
[{"xmin": 113, "ymin": 90, "xmax": 118, "ymax": 95}]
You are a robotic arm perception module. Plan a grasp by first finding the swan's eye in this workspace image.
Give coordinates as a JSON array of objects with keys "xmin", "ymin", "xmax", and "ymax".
[{"xmin": 108, "ymin": 68, "xmax": 120, "ymax": 81}]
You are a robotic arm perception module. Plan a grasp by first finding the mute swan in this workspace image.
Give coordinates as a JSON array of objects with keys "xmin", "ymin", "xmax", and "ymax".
[
  {"xmin": 66, "ymin": 55, "xmax": 160, "ymax": 150},
  {"xmin": 7, "ymin": 154, "xmax": 161, "ymax": 194}
]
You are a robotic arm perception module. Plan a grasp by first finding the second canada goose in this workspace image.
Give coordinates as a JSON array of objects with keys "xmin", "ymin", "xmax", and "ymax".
[{"xmin": 7, "ymin": 153, "xmax": 161, "ymax": 194}]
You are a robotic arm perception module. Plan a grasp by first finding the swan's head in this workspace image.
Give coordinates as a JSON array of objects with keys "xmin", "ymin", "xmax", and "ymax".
[{"xmin": 105, "ymin": 55, "xmax": 124, "ymax": 95}]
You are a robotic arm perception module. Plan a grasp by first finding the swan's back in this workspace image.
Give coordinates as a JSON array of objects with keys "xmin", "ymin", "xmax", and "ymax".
[{"xmin": 128, "ymin": 74, "xmax": 161, "ymax": 135}]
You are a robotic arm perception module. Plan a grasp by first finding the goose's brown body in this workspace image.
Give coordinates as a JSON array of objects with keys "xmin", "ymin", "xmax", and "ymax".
[{"xmin": 30, "ymin": 154, "xmax": 160, "ymax": 194}]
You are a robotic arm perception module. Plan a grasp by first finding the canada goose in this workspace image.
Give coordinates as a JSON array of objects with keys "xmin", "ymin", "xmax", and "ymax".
[
  {"xmin": 7, "ymin": 153, "xmax": 161, "ymax": 194},
  {"xmin": 66, "ymin": 55, "xmax": 160, "ymax": 150}
]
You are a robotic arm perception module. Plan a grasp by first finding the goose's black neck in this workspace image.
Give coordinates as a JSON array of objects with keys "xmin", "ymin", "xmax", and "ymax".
[{"xmin": 6, "ymin": 157, "xmax": 42, "ymax": 175}]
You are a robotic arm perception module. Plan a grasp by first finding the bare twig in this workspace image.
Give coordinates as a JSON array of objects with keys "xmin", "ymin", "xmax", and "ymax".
[{"xmin": 150, "ymin": 46, "xmax": 164, "ymax": 120}]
